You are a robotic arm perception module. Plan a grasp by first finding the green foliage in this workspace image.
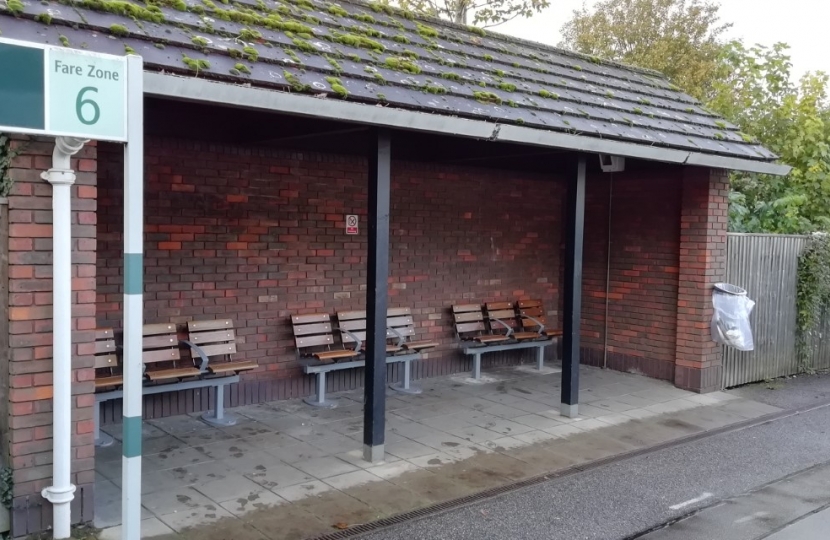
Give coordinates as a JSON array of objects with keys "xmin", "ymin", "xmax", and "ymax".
[
  {"xmin": 796, "ymin": 234, "xmax": 830, "ymax": 370},
  {"xmin": 235, "ymin": 62, "xmax": 251, "ymax": 74},
  {"xmin": 327, "ymin": 3, "xmax": 348, "ymax": 16},
  {"xmin": 109, "ymin": 23, "xmax": 129, "ymax": 36},
  {"xmin": 325, "ymin": 76, "xmax": 349, "ymax": 97},
  {"xmin": 0, "ymin": 467, "xmax": 12, "ymax": 509},
  {"xmin": 292, "ymin": 37, "xmax": 314, "ymax": 52},
  {"xmin": 354, "ymin": 13, "xmax": 376, "ymax": 23},
  {"xmin": 182, "ymin": 55, "xmax": 210, "ymax": 71},
  {"xmin": 560, "ymin": 0, "xmax": 731, "ymax": 100},
  {"xmin": 124, "ymin": 44, "xmax": 136, "ymax": 54},
  {"xmin": 59, "ymin": 35, "xmax": 70, "ymax": 47},
  {"xmin": 238, "ymin": 28, "xmax": 262, "ymax": 41},
  {"xmin": 391, "ymin": 0, "xmax": 549, "ymax": 26},
  {"xmin": 243, "ymin": 45, "xmax": 259, "ymax": 61},
  {"xmin": 333, "ymin": 32, "xmax": 385, "ymax": 52},
  {"xmin": 425, "ymin": 82, "xmax": 447, "ymax": 94},
  {"xmin": 6, "ymin": 0, "xmax": 23, "ymax": 14},
  {"xmin": 497, "ymin": 82, "xmax": 516, "ymax": 92},
  {"xmin": 283, "ymin": 70, "xmax": 309, "ymax": 91},
  {"xmin": 0, "ymin": 134, "xmax": 21, "ymax": 196},
  {"xmin": 393, "ymin": 35, "xmax": 410, "ymax": 44},
  {"xmin": 416, "ymin": 22, "xmax": 438, "ymax": 38},
  {"xmin": 35, "ymin": 12, "xmax": 53, "ymax": 24},
  {"xmin": 473, "ymin": 90, "xmax": 501, "ymax": 104},
  {"xmin": 191, "ymin": 35, "xmax": 209, "ymax": 47},
  {"xmin": 79, "ymin": 0, "xmax": 165, "ymax": 23},
  {"xmin": 711, "ymin": 43, "xmax": 830, "ymax": 234},
  {"xmin": 385, "ymin": 56, "xmax": 421, "ymax": 74},
  {"xmin": 325, "ymin": 55, "xmax": 342, "ymax": 73},
  {"xmin": 441, "ymin": 72, "xmax": 462, "ymax": 82},
  {"xmin": 483, "ymin": 54, "xmax": 493, "ymax": 61}
]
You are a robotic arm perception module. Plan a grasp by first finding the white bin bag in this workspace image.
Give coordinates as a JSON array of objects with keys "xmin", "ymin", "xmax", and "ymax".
[{"xmin": 711, "ymin": 283, "xmax": 756, "ymax": 351}]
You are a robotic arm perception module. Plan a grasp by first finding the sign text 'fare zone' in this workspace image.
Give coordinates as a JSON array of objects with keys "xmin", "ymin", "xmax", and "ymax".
[{"xmin": 0, "ymin": 38, "xmax": 127, "ymax": 141}]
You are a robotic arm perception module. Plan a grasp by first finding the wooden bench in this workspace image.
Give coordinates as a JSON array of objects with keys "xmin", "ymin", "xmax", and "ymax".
[
  {"xmin": 453, "ymin": 302, "xmax": 553, "ymax": 380},
  {"xmin": 292, "ymin": 309, "xmax": 435, "ymax": 408},
  {"xmin": 94, "ymin": 319, "xmax": 255, "ymax": 446}
]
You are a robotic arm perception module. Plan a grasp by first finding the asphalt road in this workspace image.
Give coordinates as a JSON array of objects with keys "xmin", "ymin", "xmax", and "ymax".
[{"xmin": 354, "ymin": 374, "xmax": 830, "ymax": 540}]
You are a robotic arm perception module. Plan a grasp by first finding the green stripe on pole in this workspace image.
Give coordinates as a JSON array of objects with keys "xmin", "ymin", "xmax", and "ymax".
[
  {"xmin": 124, "ymin": 253, "xmax": 143, "ymax": 295},
  {"xmin": 122, "ymin": 415, "xmax": 142, "ymax": 458}
]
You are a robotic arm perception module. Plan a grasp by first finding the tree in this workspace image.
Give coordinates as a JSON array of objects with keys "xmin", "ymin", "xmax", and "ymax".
[
  {"xmin": 559, "ymin": 0, "xmax": 730, "ymax": 100},
  {"xmin": 385, "ymin": 0, "xmax": 550, "ymax": 26},
  {"xmin": 709, "ymin": 43, "xmax": 830, "ymax": 233}
]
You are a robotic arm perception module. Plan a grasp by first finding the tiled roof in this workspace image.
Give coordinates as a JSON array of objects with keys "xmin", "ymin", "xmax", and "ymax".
[{"xmin": 0, "ymin": 0, "xmax": 777, "ymax": 161}]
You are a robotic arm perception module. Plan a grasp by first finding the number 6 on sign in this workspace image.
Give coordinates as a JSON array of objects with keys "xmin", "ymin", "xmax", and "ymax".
[{"xmin": 75, "ymin": 87, "xmax": 100, "ymax": 125}]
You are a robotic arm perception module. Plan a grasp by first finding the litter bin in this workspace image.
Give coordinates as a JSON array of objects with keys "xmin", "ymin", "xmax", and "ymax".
[{"xmin": 711, "ymin": 283, "xmax": 755, "ymax": 351}]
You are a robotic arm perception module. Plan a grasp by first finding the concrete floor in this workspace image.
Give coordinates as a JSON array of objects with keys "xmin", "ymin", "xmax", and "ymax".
[{"xmin": 94, "ymin": 364, "xmax": 781, "ymax": 540}]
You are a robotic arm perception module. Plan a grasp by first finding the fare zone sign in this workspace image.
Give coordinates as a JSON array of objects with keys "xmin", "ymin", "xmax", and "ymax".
[{"xmin": 0, "ymin": 38, "xmax": 127, "ymax": 141}]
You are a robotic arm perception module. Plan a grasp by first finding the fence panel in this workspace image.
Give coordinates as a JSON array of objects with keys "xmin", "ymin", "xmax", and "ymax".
[{"xmin": 722, "ymin": 234, "xmax": 807, "ymax": 388}]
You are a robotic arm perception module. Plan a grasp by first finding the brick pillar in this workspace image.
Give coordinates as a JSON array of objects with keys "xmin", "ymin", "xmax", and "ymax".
[
  {"xmin": 4, "ymin": 136, "xmax": 97, "ymax": 535},
  {"xmin": 674, "ymin": 167, "xmax": 728, "ymax": 393}
]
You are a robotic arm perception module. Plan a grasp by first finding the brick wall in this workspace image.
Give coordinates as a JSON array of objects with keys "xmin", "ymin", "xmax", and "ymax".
[
  {"xmin": 580, "ymin": 170, "xmax": 682, "ymax": 381},
  {"xmin": 95, "ymin": 137, "xmax": 566, "ymax": 413},
  {"xmin": 675, "ymin": 167, "xmax": 728, "ymax": 392},
  {"xmin": 4, "ymin": 136, "xmax": 96, "ymax": 535}
]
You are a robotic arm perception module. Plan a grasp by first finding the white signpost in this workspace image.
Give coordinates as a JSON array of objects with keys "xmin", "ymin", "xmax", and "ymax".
[{"xmin": 0, "ymin": 37, "xmax": 143, "ymax": 540}]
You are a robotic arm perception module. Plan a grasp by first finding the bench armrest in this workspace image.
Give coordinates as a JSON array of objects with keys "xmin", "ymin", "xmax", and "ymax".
[
  {"xmin": 387, "ymin": 327, "xmax": 405, "ymax": 348},
  {"xmin": 488, "ymin": 317, "xmax": 514, "ymax": 338},
  {"xmin": 181, "ymin": 340, "xmax": 209, "ymax": 372},
  {"xmin": 519, "ymin": 314, "xmax": 545, "ymax": 335},
  {"xmin": 333, "ymin": 327, "xmax": 362, "ymax": 352}
]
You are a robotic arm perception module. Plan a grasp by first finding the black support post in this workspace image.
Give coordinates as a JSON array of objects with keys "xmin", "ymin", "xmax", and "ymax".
[
  {"xmin": 561, "ymin": 155, "xmax": 586, "ymax": 418},
  {"xmin": 364, "ymin": 128, "xmax": 391, "ymax": 462}
]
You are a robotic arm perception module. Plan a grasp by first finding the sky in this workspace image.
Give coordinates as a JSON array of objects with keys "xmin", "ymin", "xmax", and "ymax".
[{"xmin": 495, "ymin": 0, "xmax": 830, "ymax": 82}]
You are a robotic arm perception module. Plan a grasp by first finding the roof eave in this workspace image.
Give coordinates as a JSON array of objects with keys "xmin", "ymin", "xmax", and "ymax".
[{"xmin": 145, "ymin": 73, "xmax": 789, "ymax": 177}]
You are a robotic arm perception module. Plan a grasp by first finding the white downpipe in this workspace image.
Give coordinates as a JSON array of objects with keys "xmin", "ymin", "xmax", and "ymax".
[{"xmin": 41, "ymin": 136, "xmax": 88, "ymax": 540}]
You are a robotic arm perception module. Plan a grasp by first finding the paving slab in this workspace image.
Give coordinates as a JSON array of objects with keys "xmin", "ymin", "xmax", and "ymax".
[{"xmin": 96, "ymin": 364, "xmax": 776, "ymax": 539}]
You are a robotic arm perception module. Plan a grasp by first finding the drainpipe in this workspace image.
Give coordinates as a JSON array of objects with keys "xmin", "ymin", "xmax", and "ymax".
[
  {"xmin": 603, "ymin": 174, "xmax": 613, "ymax": 369},
  {"xmin": 40, "ymin": 136, "xmax": 88, "ymax": 540}
]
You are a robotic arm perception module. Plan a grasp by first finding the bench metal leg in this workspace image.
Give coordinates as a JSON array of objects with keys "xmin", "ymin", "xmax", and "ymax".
[
  {"xmin": 303, "ymin": 371, "xmax": 338, "ymax": 409},
  {"xmin": 202, "ymin": 384, "xmax": 239, "ymax": 426},
  {"xmin": 472, "ymin": 353, "xmax": 482, "ymax": 380},
  {"xmin": 390, "ymin": 359, "xmax": 422, "ymax": 395},
  {"xmin": 536, "ymin": 345, "xmax": 545, "ymax": 371},
  {"xmin": 93, "ymin": 401, "xmax": 114, "ymax": 448}
]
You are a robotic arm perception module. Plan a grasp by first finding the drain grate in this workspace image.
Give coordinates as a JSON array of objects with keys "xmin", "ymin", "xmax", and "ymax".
[{"xmin": 308, "ymin": 400, "xmax": 830, "ymax": 540}]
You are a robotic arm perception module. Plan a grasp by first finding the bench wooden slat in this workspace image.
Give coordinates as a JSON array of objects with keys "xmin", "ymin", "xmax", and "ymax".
[
  {"xmin": 517, "ymin": 299, "xmax": 543, "ymax": 309},
  {"xmin": 338, "ymin": 319, "xmax": 366, "ymax": 331},
  {"xmin": 188, "ymin": 319, "xmax": 233, "ymax": 331},
  {"xmin": 143, "ymin": 323, "xmax": 177, "ymax": 336},
  {"xmin": 207, "ymin": 361, "xmax": 257, "ymax": 374},
  {"xmin": 296, "ymin": 334, "xmax": 335, "ymax": 348},
  {"xmin": 95, "ymin": 328, "xmax": 114, "ymax": 339},
  {"xmin": 487, "ymin": 309, "xmax": 516, "ymax": 320},
  {"xmin": 389, "ymin": 327, "xmax": 414, "ymax": 337},
  {"xmin": 293, "ymin": 322, "xmax": 333, "ymax": 336},
  {"xmin": 143, "ymin": 348, "xmax": 182, "ymax": 364},
  {"xmin": 387, "ymin": 315, "xmax": 414, "ymax": 327},
  {"xmin": 337, "ymin": 310, "xmax": 367, "ymax": 321},
  {"xmin": 143, "ymin": 334, "xmax": 179, "ymax": 349},
  {"xmin": 292, "ymin": 313, "xmax": 331, "ymax": 324},
  {"xmin": 314, "ymin": 350, "xmax": 359, "ymax": 361},
  {"xmin": 194, "ymin": 343, "xmax": 237, "ymax": 358},
  {"xmin": 454, "ymin": 311, "xmax": 483, "ymax": 323},
  {"xmin": 146, "ymin": 367, "xmax": 201, "ymax": 381},
  {"xmin": 94, "ymin": 354, "xmax": 119, "ymax": 369},
  {"xmin": 190, "ymin": 329, "xmax": 235, "ymax": 344},
  {"xmin": 95, "ymin": 340, "xmax": 116, "ymax": 354},
  {"xmin": 387, "ymin": 307, "xmax": 411, "ymax": 317},
  {"xmin": 486, "ymin": 302, "xmax": 513, "ymax": 311},
  {"xmin": 453, "ymin": 304, "xmax": 481, "ymax": 313},
  {"xmin": 95, "ymin": 375, "xmax": 123, "ymax": 388},
  {"xmin": 456, "ymin": 321, "xmax": 486, "ymax": 333}
]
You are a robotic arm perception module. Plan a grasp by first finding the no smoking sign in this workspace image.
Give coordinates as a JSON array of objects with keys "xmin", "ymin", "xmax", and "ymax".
[{"xmin": 346, "ymin": 215, "xmax": 359, "ymax": 235}]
